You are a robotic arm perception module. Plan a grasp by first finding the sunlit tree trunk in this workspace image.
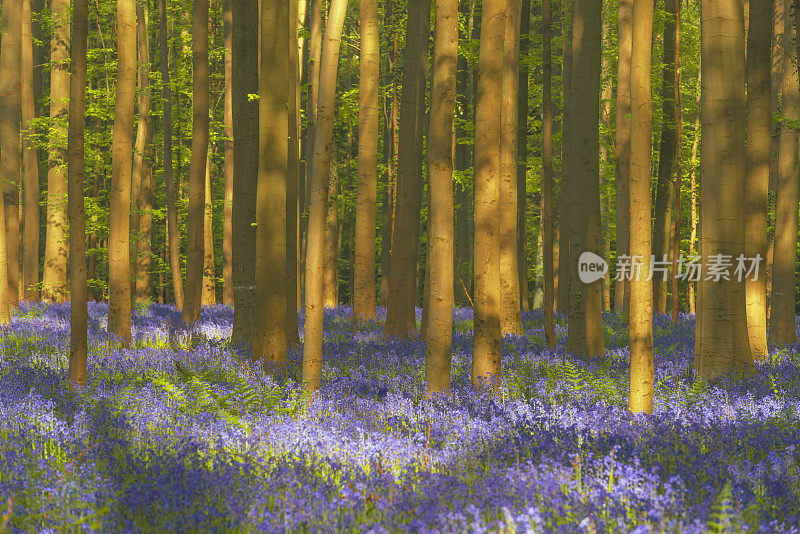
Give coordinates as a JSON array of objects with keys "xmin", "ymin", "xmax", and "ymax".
[
  {"xmin": 222, "ymin": 0, "xmax": 234, "ymax": 306},
  {"xmin": 614, "ymin": 0, "xmax": 632, "ymax": 314},
  {"xmin": 135, "ymin": 137, "xmax": 154, "ymax": 303},
  {"xmin": 383, "ymin": 0, "xmax": 431, "ymax": 338},
  {"xmin": 600, "ymin": 10, "xmax": 613, "ymax": 312},
  {"xmin": 230, "ymin": 0, "xmax": 259, "ymax": 347},
  {"xmin": 202, "ymin": 152, "xmax": 216, "ymax": 305},
  {"xmin": 108, "ymin": 0, "xmax": 137, "ymax": 345},
  {"xmin": 746, "ymin": 0, "xmax": 773, "ymax": 357},
  {"xmin": 500, "ymin": 0, "xmax": 522, "ymax": 335},
  {"xmin": 183, "ymin": 0, "xmax": 210, "ymax": 326},
  {"xmin": 628, "ymin": 0, "xmax": 654, "ymax": 414},
  {"xmin": 323, "ymin": 154, "xmax": 340, "ymax": 307},
  {"xmin": 517, "ymin": 0, "xmax": 530, "ymax": 312},
  {"xmin": 42, "ymin": 0, "xmax": 70, "ymax": 303},
  {"xmin": 21, "ymin": 0, "xmax": 40, "ymax": 302},
  {"xmin": 471, "ymin": 0, "xmax": 504, "ymax": 388},
  {"xmin": 68, "ymin": 0, "xmax": 89, "ymax": 386},
  {"xmin": 303, "ymin": 0, "xmax": 349, "ymax": 393},
  {"xmin": 287, "ymin": 0, "xmax": 301, "ymax": 347},
  {"xmin": 354, "ymin": 0, "xmax": 379, "ymax": 323},
  {"xmin": 542, "ymin": 0, "xmax": 555, "ymax": 348},
  {"xmin": 688, "ymin": 68, "xmax": 700, "ymax": 315},
  {"xmin": 769, "ymin": 0, "xmax": 800, "ymax": 345},
  {"xmin": 425, "ymin": 0, "xmax": 457, "ymax": 394},
  {"xmin": 695, "ymin": 0, "xmax": 755, "ymax": 378}
]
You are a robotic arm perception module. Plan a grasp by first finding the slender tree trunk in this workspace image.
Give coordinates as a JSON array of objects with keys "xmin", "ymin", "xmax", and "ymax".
[
  {"xmin": 354, "ymin": 0, "xmax": 379, "ymax": 323},
  {"xmin": 542, "ymin": 0, "xmax": 555, "ymax": 348},
  {"xmin": 383, "ymin": 0, "xmax": 432, "ymax": 338},
  {"xmin": 135, "ymin": 132, "xmax": 154, "ymax": 303},
  {"xmin": 517, "ymin": 0, "xmax": 530, "ymax": 313},
  {"xmin": 303, "ymin": 0, "xmax": 349, "ymax": 393},
  {"xmin": 425, "ymin": 0, "xmax": 457, "ymax": 393},
  {"xmin": 696, "ymin": 0, "xmax": 755, "ymax": 377},
  {"xmin": 599, "ymin": 10, "xmax": 613, "ymax": 312},
  {"xmin": 202, "ymin": 152, "xmax": 216, "ymax": 305},
  {"xmin": 303, "ymin": 0, "xmax": 324, "ymax": 225},
  {"xmin": 566, "ymin": 0, "xmax": 603, "ymax": 358},
  {"xmin": 670, "ymin": 1, "xmax": 683, "ymax": 321},
  {"xmin": 21, "ymin": 0, "xmax": 40, "ymax": 302},
  {"xmin": 287, "ymin": 0, "xmax": 301, "ymax": 347},
  {"xmin": 108, "ymin": 0, "xmax": 137, "ymax": 345},
  {"xmin": 768, "ymin": 0, "xmax": 786, "ymax": 311},
  {"xmin": 472, "ymin": 0, "xmax": 503, "ymax": 388},
  {"xmin": 557, "ymin": 0, "xmax": 572, "ymax": 318},
  {"xmin": 628, "ymin": 0, "xmax": 654, "ymax": 414},
  {"xmin": 769, "ymin": 0, "xmax": 800, "ymax": 345},
  {"xmin": 42, "ymin": 0, "xmax": 70, "ymax": 303},
  {"xmin": 500, "ymin": 0, "xmax": 522, "ymax": 334},
  {"xmin": 230, "ymin": 0, "xmax": 259, "ymax": 347},
  {"xmin": 323, "ymin": 154, "xmax": 340, "ymax": 307},
  {"xmin": 183, "ymin": 0, "xmax": 210, "ymax": 326},
  {"xmin": 746, "ymin": 0, "xmax": 773, "ymax": 357},
  {"xmin": 652, "ymin": 0, "xmax": 680, "ymax": 316},
  {"xmin": 381, "ymin": 0, "xmax": 398, "ymax": 306},
  {"xmin": 68, "ymin": 0, "xmax": 89, "ymax": 386},
  {"xmin": 614, "ymin": 0, "xmax": 632, "ymax": 314},
  {"xmin": 222, "ymin": 0, "xmax": 234, "ymax": 306},
  {"xmin": 688, "ymin": 69, "xmax": 701, "ymax": 315}
]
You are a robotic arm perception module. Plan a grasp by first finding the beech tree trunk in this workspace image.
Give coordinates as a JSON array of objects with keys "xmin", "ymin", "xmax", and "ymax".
[
  {"xmin": 230, "ymin": 0, "xmax": 259, "ymax": 347},
  {"xmin": 202, "ymin": 152, "xmax": 216, "ymax": 305},
  {"xmin": 471, "ymin": 0, "xmax": 503, "ymax": 388},
  {"xmin": 425, "ymin": 0, "xmax": 457, "ymax": 393},
  {"xmin": 21, "ymin": 0, "xmax": 40, "ymax": 302},
  {"xmin": 303, "ymin": 0, "xmax": 349, "ymax": 393},
  {"xmin": 323, "ymin": 154, "xmax": 340, "ymax": 307},
  {"xmin": 287, "ymin": 0, "xmax": 301, "ymax": 347},
  {"xmin": 517, "ymin": 0, "xmax": 530, "ymax": 313},
  {"xmin": 353, "ymin": 0, "xmax": 379, "ymax": 323},
  {"xmin": 557, "ymin": 0, "xmax": 572, "ymax": 318},
  {"xmin": 42, "ymin": 0, "xmax": 71, "ymax": 303},
  {"xmin": 542, "ymin": 0, "xmax": 555, "ymax": 348},
  {"xmin": 614, "ymin": 0, "xmax": 632, "ymax": 314},
  {"xmin": 108, "ymin": 0, "xmax": 137, "ymax": 345},
  {"xmin": 68, "ymin": 0, "xmax": 89, "ymax": 386},
  {"xmin": 628, "ymin": 0, "xmax": 654, "ymax": 414},
  {"xmin": 383, "ymin": 0, "xmax": 432, "ymax": 338},
  {"xmin": 500, "ymin": 0, "xmax": 522, "ymax": 335},
  {"xmin": 769, "ymin": 0, "xmax": 800, "ymax": 345},
  {"xmin": 183, "ymin": 0, "xmax": 210, "ymax": 326},
  {"xmin": 696, "ymin": 0, "xmax": 755, "ymax": 377},
  {"xmin": 222, "ymin": 0, "xmax": 234, "ymax": 306},
  {"xmin": 746, "ymin": 0, "xmax": 773, "ymax": 357}
]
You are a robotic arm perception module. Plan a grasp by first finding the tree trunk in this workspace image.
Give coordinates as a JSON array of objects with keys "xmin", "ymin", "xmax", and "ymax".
[
  {"xmin": 42, "ymin": 0, "xmax": 71, "ymax": 303},
  {"xmin": 696, "ymin": 0, "xmax": 755, "ymax": 377},
  {"xmin": 425, "ymin": 0, "xmax": 457, "ymax": 393},
  {"xmin": 68, "ymin": 0, "xmax": 89, "ymax": 386},
  {"xmin": 183, "ymin": 0, "xmax": 210, "ymax": 326},
  {"xmin": 21, "ymin": 0, "xmax": 40, "ymax": 302},
  {"xmin": 230, "ymin": 0, "xmax": 259, "ymax": 347},
  {"xmin": 614, "ymin": 0, "xmax": 632, "ymax": 315},
  {"xmin": 202, "ymin": 151, "xmax": 216, "ymax": 305},
  {"xmin": 769, "ymin": 0, "xmax": 800, "ymax": 345},
  {"xmin": 353, "ymin": 0, "xmax": 379, "ymax": 323},
  {"xmin": 223, "ymin": 0, "xmax": 234, "ymax": 306},
  {"xmin": 566, "ymin": 0, "xmax": 603, "ymax": 358},
  {"xmin": 303, "ymin": 0, "xmax": 349, "ymax": 393},
  {"xmin": 135, "ymin": 132, "xmax": 154, "ymax": 304},
  {"xmin": 323, "ymin": 154, "xmax": 340, "ymax": 307},
  {"xmin": 383, "ymin": 0, "xmax": 432, "ymax": 338},
  {"xmin": 517, "ymin": 0, "xmax": 530, "ymax": 313},
  {"xmin": 746, "ymin": 0, "xmax": 773, "ymax": 357},
  {"xmin": 381, "ymin": 0, "xmax": 398, "ymax": 306},
  {"xmin": 287, "ymin": 0, "xmax": 301, "ymax": 347},
  {"xmin": 628, "ymin": 0, "xmax": 654, "ymax": 414},
  {"xmin": 670, "ymin": 1, "xmax": 683, "ymax": 321},
  {"xmin": 599, "ymin": 9, "xmax": 613, "ymax": 312},
  {"xmin": 542, "ymin": 0, "xmax": 555, "ymax": 348},
  {"xmin": 471, "ymin": 0, "xmax": 503, "ymax": 388},
  {"xmin": 108, "ymin": 0, "xmax": 137, "ymax": 345},
  {"xmin": 500, "ymin": 0, "xmax": 522, "ymax": 335},
  {"xmin": 652, "ymin": 0, "xmax": 680, "ymax": 316},
  {"xmin": 688, "ymin": 69, "xmax": 701, "ymax": 315},
  {"xmin": 557, "ymin": 0, "xmax": 572, "ymax": 318}
]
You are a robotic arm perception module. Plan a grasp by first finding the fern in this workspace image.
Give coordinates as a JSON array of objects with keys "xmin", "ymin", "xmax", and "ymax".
[{"xmin": 706, "ymin": 481, "xmax": 742, "ymax": 534}]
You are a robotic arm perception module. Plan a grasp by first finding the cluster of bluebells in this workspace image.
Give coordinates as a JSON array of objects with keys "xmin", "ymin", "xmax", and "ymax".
[{"xmin": 0, "ymin": 301, "xmax": 799, "ymax": 532}]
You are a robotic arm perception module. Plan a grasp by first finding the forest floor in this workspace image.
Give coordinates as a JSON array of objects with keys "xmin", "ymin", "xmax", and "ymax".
[{"xmin": 1, "ymin": 301, "xmax": 799, "ymax": 533}]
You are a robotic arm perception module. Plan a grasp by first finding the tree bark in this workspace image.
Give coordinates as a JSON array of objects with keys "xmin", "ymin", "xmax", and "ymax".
[
  {"xmin": 542, "ymin": 0, "xmax": 555, "ymax": 348},
  {"xmin": 183, "ymin": 0, "xmax": 210, "ymax": 326},
  {"xmin": 688, "ymin": 68, "xmax": 701, "ymax": 315},
  {"xmin": 746, "ymin": 0, "xmax": 773, "ymax": 357},
  {"xmin": 287, "ymin": 0, "xmax": 301, "ymax": 347},
  {"xmin": 696, "ymin": 0, "xmax": 755, "ymax": 377},
  {"xmin": 222, "ymin": 0, "xmax": 234, "ymax": 306},
  {"xmin": 769, "ymin": 0, "xmax": 800, "ymax": 345},
  {"xmin": 557, "ymin": 0, "xmax": 572, "ymax": 318},
  {"xmin": 202, "ymin": 151, "xmax": 216, "ymax": 305},
  {"xmin": 425, "ymin": 0, "xmax": 457, "ymax": 394},
  {"xmin": 472, "ymin": 0, "xmax": 504, "ymax": 388},
  {"xmin": 42, "ymin": 0, "xmax": 70, "ymax": 303},
  {"xmin": 68, "ymin": 0, "xmax": 89, "ymax": 386},
  {"xmin": 323, "ymin": 153, "xmax": 340, "ymax": 307},
  {"xmin": 21, "ymin": 0, "xmax": 40, "ymax": 302},
  {"xmin": 230, "ymin": 0, "xmax": 259, "ymax": 347},
  {"xmin": 354, "ymin": 0, "xmax": 379, "ymax": 323},
  {"xmin": 135, "ymin": 131, "xmax": 154, "ymax": 303},
  {"xmin": 628, "ymin": 0, "xmax": 654, "ymax": 414},
  {"xmin": 652, "ymin": 0, "xmax": 680, "ymax": 316},
  {"xmin": 614, "ymin": 0, "xmax": 632, "ymax": 314},
  {"xmin": 108, "ymin": 0, "xmax": 137, "ymax": 345},
  {"xmin": 517, "ymin": 0, "xmax": 530, "ymax": 313},
  {"xmin": 303, "ymin": 0, "xmax": 349, "ymax": 393},
  {"xmin": 383, "ymin": 0, "xmax": 432, "ymax": 338},
  {"xmin": 500, "ymin": 0, "xmax": 522, "ymax": 335}
]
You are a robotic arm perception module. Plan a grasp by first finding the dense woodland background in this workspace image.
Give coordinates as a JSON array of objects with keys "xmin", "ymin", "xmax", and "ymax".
[{"xmin": 0, "ymin": 0, "xmax": 794, "ymax": 412}]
